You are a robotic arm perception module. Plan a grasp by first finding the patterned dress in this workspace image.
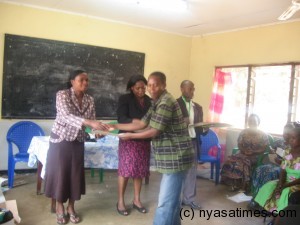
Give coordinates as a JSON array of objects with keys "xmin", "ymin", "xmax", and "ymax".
[
  {"xmin": 117, "ymin": 93, "xmax": 152, "ymax": 178},
  {"xmin": 251, "ymin": 138, "xmax": 287, "ymax": 197},
  {"xmin": 118, "ymin": 140, "xmax": 151, "ymax": 178},
  {"xmin": 220, "ymin": 128, "xmax": 269, "ymax": 191},
  {"xmin": 255, "ymin": 149, "xmax": 300, "ymax": 212}
]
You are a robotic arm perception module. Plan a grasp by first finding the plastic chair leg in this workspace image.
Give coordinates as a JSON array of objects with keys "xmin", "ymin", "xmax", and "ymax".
[
  {"xmin": 215, "ymin": 162, "xmax": 220, "ymax": 185},
  {"xmin": 210, "ymin": 163, "xmax": 214, "ymax": 179},
  {"xmin": 8, "ymin": 160, "xmax": 15, "ymax": 189}
]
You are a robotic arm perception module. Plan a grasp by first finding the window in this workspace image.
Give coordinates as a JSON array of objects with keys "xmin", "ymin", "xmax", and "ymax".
[{"xmin": 215, "ymin": 63, "xmax": 300, "ymax": 134}]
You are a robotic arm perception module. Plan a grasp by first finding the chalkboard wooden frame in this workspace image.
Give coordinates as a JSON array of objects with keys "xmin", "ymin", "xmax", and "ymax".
[{"xmin": 2, "ymin": 34, "xmax": 145, "ymax": 119}]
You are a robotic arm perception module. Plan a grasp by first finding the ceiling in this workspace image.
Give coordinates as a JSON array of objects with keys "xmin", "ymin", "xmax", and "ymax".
[{"xmin": 2, "ymin": 0, "xmax": 300, "ymax": 36}]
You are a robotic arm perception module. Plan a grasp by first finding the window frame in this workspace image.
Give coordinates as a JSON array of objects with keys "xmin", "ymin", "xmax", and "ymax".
[{"xmin": 215, "ymin": 62, "xmax": 300, "ymax": 131}]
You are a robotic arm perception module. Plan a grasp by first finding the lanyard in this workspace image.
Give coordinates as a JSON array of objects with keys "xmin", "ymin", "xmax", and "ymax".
[{"xmin": 182, "ymin": 96, "xmax": 191, "ymax": 116}]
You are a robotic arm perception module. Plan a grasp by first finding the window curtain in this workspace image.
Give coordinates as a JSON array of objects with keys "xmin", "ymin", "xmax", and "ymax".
[{"xmin": 208, "ymin": 69, "xmax": 232, "ymax": 122}]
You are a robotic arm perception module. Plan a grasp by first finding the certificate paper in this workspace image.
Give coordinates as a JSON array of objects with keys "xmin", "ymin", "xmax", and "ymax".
[{"xmin": 91, "ymin": 130, "xmax": 119, "ymax": 136}]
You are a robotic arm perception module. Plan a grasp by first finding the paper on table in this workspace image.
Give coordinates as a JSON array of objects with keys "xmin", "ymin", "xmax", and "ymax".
[{"xmin": 226, "ymin": 192, "xmax": 252, "ymax": 203}]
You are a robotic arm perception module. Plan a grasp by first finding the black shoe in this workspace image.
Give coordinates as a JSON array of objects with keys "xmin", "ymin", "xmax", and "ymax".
[
  {"xmin": 247, "ymin": 200, "xmax": 256, "ymax": 209},
  {"xmin": 116, "ymin": 203, "xmax": 129, "ymax": 216},
  {"xmin": 132, "ymin": 202, "xmax": 147, "ymax": 213},
  {"xmin": 182, "ymin": 201, "xmax": 202, "ymax": 210},
  {"xmin": 248, "ymin": 199, "xmax": 265, "ymax": 212}
]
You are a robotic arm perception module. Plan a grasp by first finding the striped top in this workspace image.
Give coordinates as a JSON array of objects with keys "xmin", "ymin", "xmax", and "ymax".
[{"xmin": 142, "ymin": 91, "xmax": 194, "ymax": 173}]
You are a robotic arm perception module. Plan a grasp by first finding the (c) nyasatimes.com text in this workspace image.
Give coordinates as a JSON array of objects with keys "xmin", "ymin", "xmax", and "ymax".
[{"xmin": 180, "ymin": 208, "xmax": 297, "ymax": 221}]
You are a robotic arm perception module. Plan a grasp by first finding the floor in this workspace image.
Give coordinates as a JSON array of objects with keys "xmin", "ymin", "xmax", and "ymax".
[{"xmin": 2, "ymin": 168, "xmax": 271, "ymax": 225}]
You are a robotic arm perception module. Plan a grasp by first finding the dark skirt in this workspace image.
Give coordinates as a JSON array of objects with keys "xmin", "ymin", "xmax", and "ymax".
[
  {"xmin": 44, "ymin": 137, "xmax": 85, "ymax": 203},
  {"xmin": 118, "ymin": 139, "xmax": 151, "ymax": 178}
]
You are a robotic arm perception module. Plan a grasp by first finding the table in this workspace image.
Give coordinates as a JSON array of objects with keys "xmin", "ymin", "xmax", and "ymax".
[
  {"xmin": 28, "ymin": 135, "xmax": 119, "ymax": 183},
  {"xmin": 28, "ymin": 135, "xmax": 119, "ymax": 212}
]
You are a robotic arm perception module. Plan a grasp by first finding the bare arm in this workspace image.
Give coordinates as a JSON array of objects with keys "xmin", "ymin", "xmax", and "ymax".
[
  {"xmin": 282, "ymin": 178, "xmax": 300, "ymax": 189},
  {"xmin": 278, "ymin": 169, "xmax": 287, "ymax": 188},
  {"xmin": 274, "ymin": 169, "xmax": 287, "ymax": 194},
  {"xmin": 111, "ymin": 119, "xmax": 147, "ymax": 131},
  {"xmin": 119, "ymin": 127, "xmax": 160, "ymax": 140}
]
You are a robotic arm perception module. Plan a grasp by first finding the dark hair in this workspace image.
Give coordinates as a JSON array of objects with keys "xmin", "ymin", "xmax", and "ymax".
[
  {"xmin": 180, "ymin": 80, "xmax": 194, "ymax": 88},
  {"xmin": 67, "ymin": 69, "xmax": 86, "ymax": 88},
  {"xmin": 126, "ymin": 75, "xmax": 147, "ymax": 92},
  {"xmin": 149, "ymin": 71, "xmax": 166, "ymax": 85}
]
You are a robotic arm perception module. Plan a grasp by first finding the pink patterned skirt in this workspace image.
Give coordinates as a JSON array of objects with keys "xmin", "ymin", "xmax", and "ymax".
[{"xmin": 118, "ymin": 139, "xmax": 151, "ymax": 178}]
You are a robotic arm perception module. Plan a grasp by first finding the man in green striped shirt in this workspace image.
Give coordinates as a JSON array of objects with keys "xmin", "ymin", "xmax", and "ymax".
[{"xmin": 112, "ymin": 71, "xmax": 194, "ymax": 225}]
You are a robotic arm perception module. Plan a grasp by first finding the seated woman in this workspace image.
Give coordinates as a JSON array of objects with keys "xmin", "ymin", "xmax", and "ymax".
[
  {"xmin": 251, "ymin": 123, "xmax": 294, "ymax": 198},
  {"xmin": 255, "ymin": 124, "xmax": 300, "ymax": 213},
  {"xmin": 220, "ymin": 114, "xmax": 269, "ymax": 192}
]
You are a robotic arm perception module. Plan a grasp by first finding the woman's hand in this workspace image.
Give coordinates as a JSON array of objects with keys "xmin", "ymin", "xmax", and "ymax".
[
  {"xmin": 85, "ymin": 120, "xmax": 111, "ymax": 131},
  {"xmin": 108, "ymin": 123, "xmax": 117, "ymax": 131},
  {"xmin": 272, "ymin": 186, "xmax": 282, "ymax": 200}
]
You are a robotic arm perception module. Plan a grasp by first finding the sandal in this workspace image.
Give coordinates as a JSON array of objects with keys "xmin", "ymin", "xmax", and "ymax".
[
  {"xmin": 132, "ymin": 202, "xmax": 147, "ymax": 213},
  {"xmin": 56, "ymin": 213, "xmax": 67, "ymax": 225},
  {"xmin": 116, "ymin": 202, "xmax": 129, "ymax": 216},
  {"xmin": 67, "ymin": 212, "xmax": 80, "ymax": 224},
  {"xmin": 66, "ymin": 206, "xmax": 80, "ymax": 224}
]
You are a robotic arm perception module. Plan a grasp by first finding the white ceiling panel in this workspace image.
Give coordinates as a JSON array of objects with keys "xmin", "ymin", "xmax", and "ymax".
[{"xmin": 1, "ymin": 0, "xmax": 299, "ymax": 36}]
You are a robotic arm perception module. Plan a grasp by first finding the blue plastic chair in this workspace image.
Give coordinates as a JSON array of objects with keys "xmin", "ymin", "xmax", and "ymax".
[
  {"xmin": 7, "ymin": 121, "xmax": 45, "ymax": 188},
  {"xmin": 197, "ymin": 129, "xmax": 221, "ymax": 185}
]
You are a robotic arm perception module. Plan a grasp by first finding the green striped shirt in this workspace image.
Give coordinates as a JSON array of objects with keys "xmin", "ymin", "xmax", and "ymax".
[{"xmin": 142, "ymin": 91, "xmax": 194, "ymax": 173}]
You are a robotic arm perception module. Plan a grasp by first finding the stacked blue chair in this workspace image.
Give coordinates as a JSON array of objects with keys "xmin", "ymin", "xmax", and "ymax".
[
  {"xmin": 7, "ymin": 121, "xmax": 45, "ymax": 188},
  {"xmin": 197, "ymin": 129, "xmax": 221, "ymax": 185}
]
